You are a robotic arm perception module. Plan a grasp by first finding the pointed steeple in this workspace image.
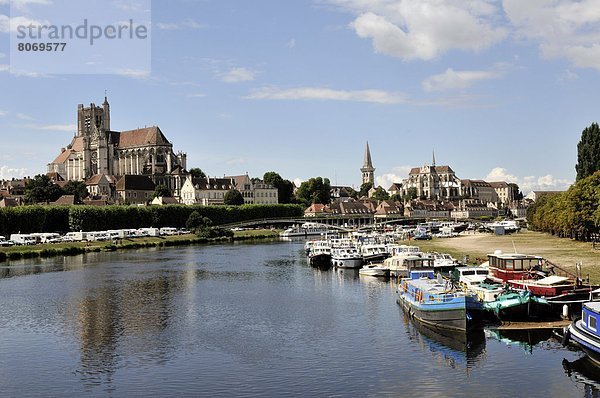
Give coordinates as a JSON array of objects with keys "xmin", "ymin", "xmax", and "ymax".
[
  {"xmin": 363, "ymin": 141, "xmax": 374, "ymax": 169},
  {"xmin": 360, "ymin": 141, "xmax": 375, "ymax": 186},
  {"xmin": 432, "ymin": 149, "xmax": 436, "ymax": 167}
]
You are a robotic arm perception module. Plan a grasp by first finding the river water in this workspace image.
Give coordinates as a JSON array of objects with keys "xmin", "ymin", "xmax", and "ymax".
[{"xmin": 0, "ymin": 240, "xmax": 597, "ymax": 397}]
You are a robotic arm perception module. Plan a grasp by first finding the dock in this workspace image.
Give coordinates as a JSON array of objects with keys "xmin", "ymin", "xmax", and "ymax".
[{"xmin": 492, "ymin": 319, "xmax": 571, "ymax": 330}]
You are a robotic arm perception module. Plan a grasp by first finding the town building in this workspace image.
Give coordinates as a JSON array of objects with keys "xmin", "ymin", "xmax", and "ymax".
[
  {"xmin": 47, "ymin": 97, "xmax": 187, "ymax": 197},
  {"xmin": 226, "ymin": 174, "xmax": 278, "ymax": 205},
  {"xmin": 402, "ymin": 156, "xmax": 461, "ymax": 201},
  {"xmin": 115, "ymin": 175, "xmax": 156, "ymax": 206},
  {"xmin": 180, "ymin": 177, "xmax": 237, "ymax": 206}
]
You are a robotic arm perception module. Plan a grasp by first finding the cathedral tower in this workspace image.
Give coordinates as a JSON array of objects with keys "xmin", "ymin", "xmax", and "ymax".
[{"xmin": 361, "ymin": 141, "xmax": 375, "ymax": 186}]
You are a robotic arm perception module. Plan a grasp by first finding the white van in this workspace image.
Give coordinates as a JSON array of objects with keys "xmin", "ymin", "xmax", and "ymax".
[{"xmin": 9, "ymin": 234, "xmax": 37, "ymax": 245}]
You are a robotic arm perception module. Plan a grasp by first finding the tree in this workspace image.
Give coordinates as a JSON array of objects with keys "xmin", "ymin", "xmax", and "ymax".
[
  {"xmin": 370, "ymin": 186, "xmax": 389, "ymax": 201},
  {"xmin": 405, "ymin": 187, "xmax": 418, "ymax": 201},
  {"xmin": 224, "ymin": 189, "xmax": 244, "ymax": 205},
  {"xmin": 263, "ymin": 171, "xmax": 294, "ymax": 204},
  {"xmin": 189, "ymin": 168, "xmax": 206, "ymax": 179},
  {"xmin": 153, "ymin": 184, "xmax": 172, "ymax": 198},
  {"xmin": 186, "ymin": 210, "xmax": 212, "ymax": 232},
  {"xmin": 576, "ymin": 122, "xmax": 600, "ymax": 181},
  {"xmin": 63, "ymin": 180, "xmax": 89, "ymax": 202},
  {"xmin": 390, "ymin": 193, "xmax": 403, "ymax": 202},
  {"xmin": 508, "ymin": 183, "xmax": 523, "ymax": 201},
  {"xmin": 295, "ymin": 177, "xmax": 331, "ymax": 205},
  {"xmin": 24, "ymin": 174, "xmax": 64, "ymax": 204},
  {"xmin": 359, "ymin": 182, "xmax": 373, "ymax": 198}
]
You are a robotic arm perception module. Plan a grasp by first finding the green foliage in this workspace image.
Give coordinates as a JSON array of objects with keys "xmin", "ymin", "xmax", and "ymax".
[
  {"xmin": 370, "ymin": 186, "xmax": 389, "ymax": 201},
  {"xmin": 508, "ymin": 183, "xmax": 523, "ymax": 201},
  {"xmin": 359, "ymin": 182, "xmax": 373, "ymax": 198},
  {"xmin": 153, "ymin": 184, "xmax": 172, "ymax": 198},
  {"xmin": 189, "ymin": 168, "xmax": 206, "ymax": 179},
  {"xmin": 63, "ymin": 180, "xmax": 89, "ymax": 202},
  {"xmin": 224, "ymin": 189, "xmax": 245, "ymax": 205},
  {"xmin": 390, "ymin": 193, "xmax": 403, "ymax": 202},
  {"xmin": 186, "ymin": 210, "xmax": 212, "ymax": 232},
  {"xmin": 196, "ymin": 227, "xmax": 233, "ymax": 239},
  {"xmin": 576, "ymin": 122, "xmax": 600, "ymax": 181},
  {"xmin": 263, "ymin": 171, "xmax": 294, "ymax": 204},
  {"xmin": 0, "ymin": 204, "xmax": 303, "ymax": 235},
  {"xmin": 24, "ymin": 174, "xmax": 64, "ymax": 204},
  {"xmin": 405, "ymin": 187, "xmax": 418, "ymax": 201},
  {"xmin": 296, "ymin": 177, "xmax": 331, "ymax": 205},
  {"xmin": 527, "ymin": 171, "xmax": 600, "ymax": 241}
]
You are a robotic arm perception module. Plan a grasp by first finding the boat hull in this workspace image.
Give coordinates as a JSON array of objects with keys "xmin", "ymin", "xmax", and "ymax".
[
  {"xmin": 308, "ymin": 254, "xmax": 331, "ymax": 269},
  {"xmin": 397, "ymin": 294, "xmax": 479, "ymax": 332},
  {"xmin": 331, "ymin": 257, "xmax": 363, "ymax": 269},
  {"xmin": 567, "ymin": 320, "xmax": 600, "ymax": 366}
]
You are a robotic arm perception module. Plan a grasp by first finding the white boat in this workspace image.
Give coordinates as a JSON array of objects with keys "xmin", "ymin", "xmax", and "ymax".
[
  {"xmin": 360, "ymin": 243, "xmax": 389, "ymax": 264},
  {"xmin": 453, "ymin": 266, "xmax": 503, "ymax": 302},
  {"xmin": 308, "ymin": 240, "xmax": 331, "ymax": 268},
  {"xmin": 359, "ymin": 263, "xmax": 390, "ymax": 278},
  {"xmin": 280, "ymin": 222, "xmax": 331, "ymax": 238},
  {"xmin": 331, "ymin": 246, "xmax": 363, "ymax": 269},
  {"xmin": 383, "ymin": 253, "xmax": 434, "ymax": 278},
  {"xmin": 486, "ymin": 220, "xmax": 520, "ymax": 232}
]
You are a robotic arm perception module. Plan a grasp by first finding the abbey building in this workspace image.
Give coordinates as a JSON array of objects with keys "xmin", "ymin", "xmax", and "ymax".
[{"xmin": 47, "ymin": 97, "xmax": 187, "ymax": 198}]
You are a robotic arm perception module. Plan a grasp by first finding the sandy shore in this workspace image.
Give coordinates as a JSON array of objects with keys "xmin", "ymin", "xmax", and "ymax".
[{"xmin": 415, "ymin": 230, "xmax": 600, "ymax": 281}]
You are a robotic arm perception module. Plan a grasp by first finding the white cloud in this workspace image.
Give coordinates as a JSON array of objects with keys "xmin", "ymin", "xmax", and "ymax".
[
  {"xmin": 485, "ymin": 167, "xmax": 572, "ymax": 194},
  {"xmin": 156, "ymin": 20, "xmax": 205, "ymax": 30},
  {"xmin": 186, "ymin": 93, "xmax": 206, "ymax": 98},
  {"xmin": 0, "ymin": 64, "xmax": 8, "ymax": 72},
  {"xmin": 293, "ymin": 178, "xmax": 304, "ymax": 188},
  {"xmin": 0, "ymin": 52, "xmax": 5, "ymax": 58},
  {"xmin": 24, "ymin": 123, "xmax": 76, "ymax": 132},
  {"xmin": 328, "ymin": 0, "xmax": 507, "ymax": 60},
  {"xmin": 220, "ymin": 67, "xmax": 257, "ymax": 83},
  {"xmin": 375, "ymin": 166, "xmax": 413, "ymax": 189},
  {"xmin": 115, "ymin": 68, "xmax": 151, "ymax": 79},
  {"xmin": 504, "ymin": 0, "xmax": 600, "ymax": 71},
  {"xmin": 16, "ymin": 112, "xmax": 33, "ymax": 120},
  {"xmin": 246, "ymin": 86, "xmax": 407, "ymax": 104},
  {"xmin": 422, "ymin": 67, "xmax": 502, "ymax": 92},
  {"xmin": 286, "ymin": 38, "xmax": 296, "ymax": 48},
  {"xmin": 0, "ymin": 165, "xmax": 28, "ymax": 180},
  {"xmin": 0, "ymin": 0, "xmax": 52, "ymax": 12},
  {"xmin": 0, "ymin": 14, "xmax": 49, "ymax": 33},
  {"xmin": 225, "ymin": 157, "xmax": 247, "ymax": 166},
  {"xmin": 0, "ymin": 110, "xmax": 7, "ymax": 116}
]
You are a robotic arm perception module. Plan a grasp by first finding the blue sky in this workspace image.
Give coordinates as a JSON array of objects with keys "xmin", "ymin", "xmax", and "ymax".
[{"xmin": 1, "ymin": 0, "xmax": 600, "ymax": 194}]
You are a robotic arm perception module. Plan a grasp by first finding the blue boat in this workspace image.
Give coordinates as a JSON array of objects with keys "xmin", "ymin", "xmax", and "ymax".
[
  {"xmin": 397, "ymin": 272, "xmax": 484, "ymax": 332},
  {"xmin": 564, "ymin": 301, "xmax": 600, "ymax": 365}
]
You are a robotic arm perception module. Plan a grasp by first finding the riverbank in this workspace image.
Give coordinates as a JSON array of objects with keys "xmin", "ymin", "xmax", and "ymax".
[
  {"xmin": 0, "ymin": 229, "xmax": 281, "ymax": 263},
  {"xmin": 415, "ymin": 230, "xmax": 600, "ymax": 282}
]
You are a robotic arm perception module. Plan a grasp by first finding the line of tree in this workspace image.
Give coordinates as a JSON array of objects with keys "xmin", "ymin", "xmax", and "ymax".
[
  {"xmin": 25, "ymin": 175, "xmax": 89, "ymax": 204},
  {"xmin": 0, "ymin": 204, "xmax": 304, "ymax": 236},
  {"xmin": 527, "ymin": 122, "xmax": 600, "ymax": 241}
]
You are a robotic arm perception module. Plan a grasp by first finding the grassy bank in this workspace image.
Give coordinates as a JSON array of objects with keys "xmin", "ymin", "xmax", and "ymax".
[
  {"xmin": 413, "ymin": 230, "xmax": 600, "ymax": 283},
  {"xmin": 0, "ymin": 229, "xmax": 281, "ymax": 263}
]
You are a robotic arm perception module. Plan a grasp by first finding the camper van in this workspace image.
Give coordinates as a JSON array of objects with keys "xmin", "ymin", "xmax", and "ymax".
[{"xmin": 9, "ymin": 234, "xmax": 37, "ymax": 245}]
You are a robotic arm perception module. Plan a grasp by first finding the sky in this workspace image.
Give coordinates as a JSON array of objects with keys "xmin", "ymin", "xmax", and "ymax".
[{"xmin": 1, "ymin": 0, "xmax": 600, "ymax": 195}]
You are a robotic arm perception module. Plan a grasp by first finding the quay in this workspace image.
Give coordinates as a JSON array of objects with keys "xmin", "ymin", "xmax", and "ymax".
[{"xmin": 493, "ymin": 319, "xmax": 570, "ymax": 330}]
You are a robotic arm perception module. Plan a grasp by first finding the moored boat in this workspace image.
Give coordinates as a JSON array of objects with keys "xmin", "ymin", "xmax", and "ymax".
[
  {"xmin": 331, "ymin": 246, "xmax": 363, "ymax": 269},
  {"xmin": 308, "ymin": 240, "xmax": 331, "ymax": 268},
  {"xmin": 359, "ymin": 263, "xmax": 390, "ymax": 278},
  {"xmin": 280, "ymin": 222, "xmax": 331, "ymax": 238},
  {"xmin": 564, "ymin": 301, "xmax": 600, "ymax": 365},
  {"xmin": 384, "ymin": 253, "xmax": 434, "ymax": 278},
  {"xmin": 397, "ymin": 273, "xmax": 484, "ymax": 332}
]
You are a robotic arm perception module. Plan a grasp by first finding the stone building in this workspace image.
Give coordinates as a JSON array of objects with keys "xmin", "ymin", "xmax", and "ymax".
[
  {"xmin": 47, "ymin": 97, "xmax": 187, "ymax": 197},
  {"xmin": 402, "ymin": 155, "xmax": 461, "ymax": 201},
  {"xmin": 360, "ymin": 142, "xmax": 375, "ymax": 186}
]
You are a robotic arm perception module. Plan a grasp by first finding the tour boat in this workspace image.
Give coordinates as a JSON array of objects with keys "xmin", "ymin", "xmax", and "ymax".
[
  {"xmin": 280, "ymin": 222, "xmax": 331, "ymax": 238},
  {"xmin": 564, "ymin": 301, "xmax": 600, "ymax": 366},
  {"xmin": 330, "ymin": 246, "xmax": 363, "ymax": 269},
  {"xmin": 397, "ymin": 273, "xmax": 484, "ymax": 332}
]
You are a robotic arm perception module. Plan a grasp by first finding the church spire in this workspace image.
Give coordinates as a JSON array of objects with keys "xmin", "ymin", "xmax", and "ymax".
[
  {"xmin": 361, "ymin": 141, "xmax": 375, "ymax": 186},
  {"xmin": 432, "ymin": 149, "xmax": 436, "ymax": 167}
]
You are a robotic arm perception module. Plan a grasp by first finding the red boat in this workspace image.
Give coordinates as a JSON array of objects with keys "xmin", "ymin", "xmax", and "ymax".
[
  {"xmin": 486, "ymin": 251, "xmax": 545, "ymax": 283},
  {"xmin": 508, "ymin": 275, "xmax": 576, "ymax": 297}
]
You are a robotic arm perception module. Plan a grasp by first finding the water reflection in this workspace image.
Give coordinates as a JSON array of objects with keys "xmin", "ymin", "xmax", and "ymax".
[
  {"xmin": 401, "ymin": 308, "xmax": 487, "ymax": 372},
  {"xmin": 485, "ymin": 328, "xmax": 555, "ymax": 353},
  {"xmin": 563, "ymin": 356, "xmax": 600, "ymax": 397}
]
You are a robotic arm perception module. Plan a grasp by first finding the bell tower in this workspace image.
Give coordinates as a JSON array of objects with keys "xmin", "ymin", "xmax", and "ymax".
[{"xmin": 361, "ymin": 141, "xmax": 375, "ymax": 186}]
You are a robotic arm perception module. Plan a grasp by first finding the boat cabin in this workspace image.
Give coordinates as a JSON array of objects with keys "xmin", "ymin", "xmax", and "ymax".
[
  {"xmin": 581, "ymin": 302, "xmax": 600, "ymax": 338},
  {"xmin": 486, "ymin": 251, "xmax": 543, "ymax": 283}
]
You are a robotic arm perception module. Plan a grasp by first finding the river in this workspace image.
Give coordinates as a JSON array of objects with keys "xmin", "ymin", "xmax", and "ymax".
[{"xmin": 0, "ymin": 240, "xmax": 597, "ymax": 397}]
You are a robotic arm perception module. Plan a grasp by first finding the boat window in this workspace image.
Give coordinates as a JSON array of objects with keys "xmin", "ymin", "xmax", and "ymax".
[
  {"xmin": 476, "ymin": 270, "xmax": 488, "ymax": 275},
  {"xmin": 514, "ymin": 260, "xmax": 523, "ymax": 270},
  {"xmin": 590, "ymin": 315, "xmax": 597, "ymax": 331},
  {"xmin": 505, "ymin": 259, "xmax": 513, "ymax": 270},
  {"xmin": 463, "ymin": 270, "xmax": 475, "ymax": 275}
]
